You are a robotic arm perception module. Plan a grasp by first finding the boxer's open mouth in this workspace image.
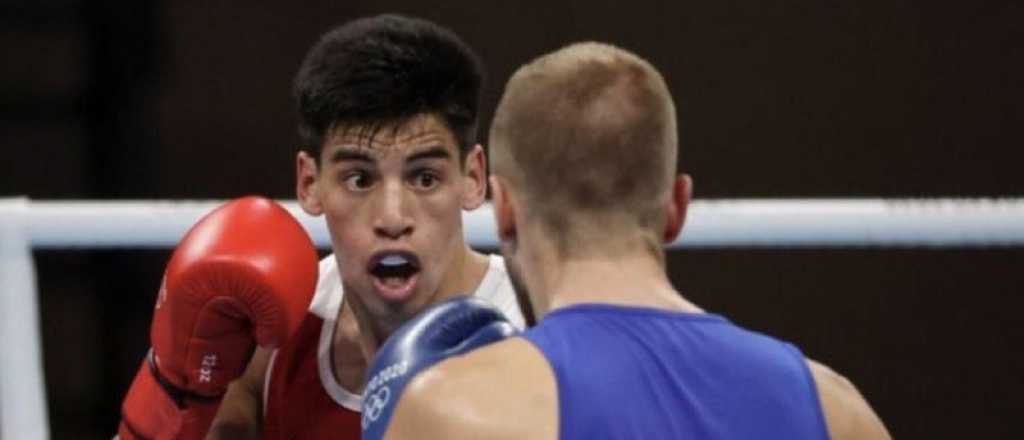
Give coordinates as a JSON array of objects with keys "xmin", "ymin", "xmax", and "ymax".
[{"xmin": 368, "ymin": 251, "xmax": 421, "ymax": 301}]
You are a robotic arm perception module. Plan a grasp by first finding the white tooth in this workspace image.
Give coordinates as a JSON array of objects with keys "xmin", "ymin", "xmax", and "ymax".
[{"xmin": 380, "ymin": 255, "xmax": 408, "ymax": 266}]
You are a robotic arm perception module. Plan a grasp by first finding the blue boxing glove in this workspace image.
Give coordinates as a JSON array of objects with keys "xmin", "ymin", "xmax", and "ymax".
[{"xmin": 361, "ymin": 296, "xmax": 518, "ymax": 440}]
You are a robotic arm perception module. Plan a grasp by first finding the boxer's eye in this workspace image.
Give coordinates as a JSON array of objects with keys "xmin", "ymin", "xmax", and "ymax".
[
  {"xmin": 343, "ymin": 171, "xmax": 374, "ymax": 191},
  {"xmin": 409, "ymin": 169, "xmax": 440, "ymax": 190}
]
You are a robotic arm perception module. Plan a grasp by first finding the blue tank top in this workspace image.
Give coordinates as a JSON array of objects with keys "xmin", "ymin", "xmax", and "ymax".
[{"xmin": 521, "ymin": 304, "xmax": 829, "ymax": 440}]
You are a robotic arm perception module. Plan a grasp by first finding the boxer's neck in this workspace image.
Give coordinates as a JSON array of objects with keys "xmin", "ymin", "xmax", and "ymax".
[
  {"xmin": 333, "ymin": 298, "xmax": 370, "ymax": 393},
  {"xmin": 528, "ymin": 248, "xmax": 701, "ymax": 318}
]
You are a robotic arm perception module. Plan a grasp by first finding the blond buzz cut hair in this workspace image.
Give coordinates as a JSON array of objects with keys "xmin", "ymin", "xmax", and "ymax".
[{"xmin": 489, "ymin": 42, "xmax": 678, "ymax": 257}]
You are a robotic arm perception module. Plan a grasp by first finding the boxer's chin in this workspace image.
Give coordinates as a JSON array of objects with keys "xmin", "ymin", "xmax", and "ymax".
[{"xmin": 371, "ymin": 273, "xmax": 419, "ymax": 303}]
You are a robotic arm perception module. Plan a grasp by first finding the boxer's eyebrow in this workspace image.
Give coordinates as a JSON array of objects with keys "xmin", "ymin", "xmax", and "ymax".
[
  {"xmin": 406, "ymin": 146, "xmax": 451, "ymax": 163},
  {"xmin": 330, "ymin": 149, "xmax": 375, "ymax": 164}
]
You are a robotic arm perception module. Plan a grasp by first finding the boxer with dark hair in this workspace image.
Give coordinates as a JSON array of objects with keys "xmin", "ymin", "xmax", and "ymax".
[
  {"xmin": 123, "ymin": 14, "xmax": 523, "ymax": 440},
  {"xmin": 364, "ymin": 42, "xmax": 890, "ymax": 440},
  {"xmin": 209, "ymin": 14, "xmax": 523, "ymax": 440}
]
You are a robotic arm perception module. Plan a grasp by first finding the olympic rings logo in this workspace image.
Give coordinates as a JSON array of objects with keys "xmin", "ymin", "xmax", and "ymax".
[{"xmin": 361, "ymin": 385, "xmax": 392, "ymax": 429}]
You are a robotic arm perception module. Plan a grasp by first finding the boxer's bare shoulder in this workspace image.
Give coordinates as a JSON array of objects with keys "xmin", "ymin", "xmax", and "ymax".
[
  {"xmin": 807, "ymin": 359, "xmax": 892, "ymax": 440},
  {"xmin": 386, "ymin": 338, "xmax": 558, "ymax": 440}
]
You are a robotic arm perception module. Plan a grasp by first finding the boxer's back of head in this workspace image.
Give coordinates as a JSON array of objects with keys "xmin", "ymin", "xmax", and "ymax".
[
  {"xmin": 294, "ymin": 14, "xmax": 484, "ymax": 162},
  {"xmin": 490, "ymin": 42, "xmax": 678, "ymax": 256}
]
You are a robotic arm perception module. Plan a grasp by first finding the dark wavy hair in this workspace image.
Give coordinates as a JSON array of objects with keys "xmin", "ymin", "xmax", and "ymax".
[{"xmin": 293, "ymin": 14, "xmax": 484, "ymax": 162}]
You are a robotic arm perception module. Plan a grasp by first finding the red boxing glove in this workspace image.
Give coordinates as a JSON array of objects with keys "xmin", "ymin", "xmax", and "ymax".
[{"xmin": 118, "ymin": 196, "xmax": 318, "ymax": 439}]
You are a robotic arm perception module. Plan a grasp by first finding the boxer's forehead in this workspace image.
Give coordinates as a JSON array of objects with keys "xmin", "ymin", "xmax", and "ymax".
[{"xmin": 321, "ymin": 113, "xmax": 459, "ymax": 161}]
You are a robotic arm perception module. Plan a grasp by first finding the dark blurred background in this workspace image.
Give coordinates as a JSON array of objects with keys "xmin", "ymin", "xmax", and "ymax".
[{"xmin": 2, "ymin": 0, "xmax": 1022, "ymax": 438}]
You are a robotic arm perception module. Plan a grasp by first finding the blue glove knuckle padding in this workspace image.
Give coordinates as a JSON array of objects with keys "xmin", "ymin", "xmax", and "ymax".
[{"xmin": 361, "ymin": 296, "xmax": 517, "ymax": 440}]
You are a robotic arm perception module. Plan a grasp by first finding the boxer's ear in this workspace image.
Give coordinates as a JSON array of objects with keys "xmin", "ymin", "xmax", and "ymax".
[
  {"xmin": 662, "ymin": 174, "xmax": 692, "ymax": 244},
  {"xmin": 461, "ymin": 144, "xmax": 487, "ymax": 210},
  {"xmin": 296, "ymin": 151, "xmax": 323, "ymax": 216},
  {"xmin": 490, "ymin": 175, "xmax": 517, "ymax": 243}
]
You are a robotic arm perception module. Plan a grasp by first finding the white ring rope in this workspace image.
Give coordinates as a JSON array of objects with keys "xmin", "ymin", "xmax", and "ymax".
[{"xmin": 19, "ymin": 197, "xmax": 1024, "ymax": 249}]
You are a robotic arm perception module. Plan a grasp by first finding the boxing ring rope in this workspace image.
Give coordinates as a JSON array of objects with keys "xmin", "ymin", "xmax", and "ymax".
[
  {"xmin": 20, "ymin": 198, "xmax": 1024, "ymax": 249},
  {"xmin": 2, "ymin": 197, "xmax": 1024, "ymax": 438}
]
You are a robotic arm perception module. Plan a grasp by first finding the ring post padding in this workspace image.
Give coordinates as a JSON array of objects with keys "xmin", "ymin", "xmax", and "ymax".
[{"xmin": 0, "ymin": 198, "xmax": 50, "ymax": 439}]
